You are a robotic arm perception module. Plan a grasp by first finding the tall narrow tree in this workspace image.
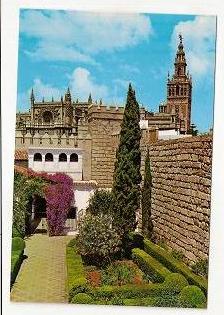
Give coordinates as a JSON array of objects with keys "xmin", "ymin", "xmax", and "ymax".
[
  {"xmin": 141, "ymin": 149, "xmax": 153, "ymax": 238},
  {"xmin": 112, "ymin": 83, "xmax": 141, "ymax": 235}
]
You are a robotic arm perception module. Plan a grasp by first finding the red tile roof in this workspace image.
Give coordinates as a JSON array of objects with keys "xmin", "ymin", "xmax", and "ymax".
[{"xmin": 15, "ymin": 148, "xmax": 28, "ymax": 160}]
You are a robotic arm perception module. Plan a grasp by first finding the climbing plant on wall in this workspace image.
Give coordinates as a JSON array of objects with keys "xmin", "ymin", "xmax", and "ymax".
[
  {"xmin": 44, "ymin": 173, "xmax": 74, "ymax": 236},
  {"xmin": 13, "ymin": 171, "xmax": 46, "ymax": 237}
]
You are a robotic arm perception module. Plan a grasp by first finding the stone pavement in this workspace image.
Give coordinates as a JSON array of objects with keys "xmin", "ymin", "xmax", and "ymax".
[{"xmin": 10, "ymin": 234, "xmax": 74, "ymax": 303}]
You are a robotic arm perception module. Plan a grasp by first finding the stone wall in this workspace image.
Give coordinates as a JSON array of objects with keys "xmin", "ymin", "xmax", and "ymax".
[{"xmin": 143, "ymin": 136, "xmax": 212, "ymax": 262}]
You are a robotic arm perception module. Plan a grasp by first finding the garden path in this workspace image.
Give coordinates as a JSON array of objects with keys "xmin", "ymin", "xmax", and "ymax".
[{"xmin": 10, "ymin": 234, "xmax": 74, "ymax": 303}]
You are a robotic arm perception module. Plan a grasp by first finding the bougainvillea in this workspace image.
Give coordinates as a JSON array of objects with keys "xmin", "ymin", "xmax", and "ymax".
[{"xmin": 44, "ymin": 173, "xmax": 74, "ymax": 236}]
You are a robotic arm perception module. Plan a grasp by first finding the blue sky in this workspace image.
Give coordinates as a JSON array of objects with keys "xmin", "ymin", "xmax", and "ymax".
[{"xmin": 17, "ymin": 10, "xmax": 216, "ymax": 132}]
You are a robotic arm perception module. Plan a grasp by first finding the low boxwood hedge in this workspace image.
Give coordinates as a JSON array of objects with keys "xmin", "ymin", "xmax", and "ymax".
[
  {"xmin": 132, "ymin": 248, "xmax": 171, "ymax": 283},
  {"xmin": 144, "ymin": 239, "xmax": 207, "ymax": 294},
  {"xmin": 66, "ymin": 239, "xmax": 87, "ymax": 302},
  {"xmin": 89, "ymin": 273, "xmax": 188, "ymax": 300},
  {"xmin": 11, "ymin": 237, "xmax": 25, "ymax": 285}
]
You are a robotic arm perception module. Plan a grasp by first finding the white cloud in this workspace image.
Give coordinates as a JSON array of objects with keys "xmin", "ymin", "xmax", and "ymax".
[
  {"xmin": 171, "ymin": 16, "xmax": 216, "ymax": 77},
  {"xmin": 17, "ymin": 67, "xmax": 130, "ymax": 110},
  {"xmin": 20, "ymin": 10, "xmax": 153, "ymax": 62},
  {"xmin": 32, "ymin": 78, "xmax": 63, "ymax": 100},
  {"xmin": 69, "ymin": 67, "xmax": 108, "ymax": 101}
]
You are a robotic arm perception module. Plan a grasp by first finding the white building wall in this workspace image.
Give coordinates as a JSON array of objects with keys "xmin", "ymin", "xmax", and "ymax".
[{"xmin": 28, "ymin": 147, "xmax": 83, "ymax": 181}]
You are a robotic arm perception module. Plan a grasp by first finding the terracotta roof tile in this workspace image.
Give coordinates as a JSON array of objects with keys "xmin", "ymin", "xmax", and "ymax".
[{"xmin": 15, "ymin": 148, "xmax": 28, "ymax": 160}]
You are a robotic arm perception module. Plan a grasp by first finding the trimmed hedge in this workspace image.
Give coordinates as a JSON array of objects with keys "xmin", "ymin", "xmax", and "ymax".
[
  {"xmin": 71, "ymin": 293, "xmax": 94, "ymax": 304},
  {"xmin": 66, "ymin": 239, "xmax": 87, "ymax": 302},
  {"xmin": 144, "ymin": 239, "xmax": 207, "ymax": 294},
  {"xmin": 12, "ymin": 237, "xmax": 25, "ymax": 251},
  {"xmin": 11, "ymin": 237, "xmax": 25, "ymax": 285},
  {"xmin": 89, "ymin": 272, "xmax": 188, "ymax": 300},
  {"xmin": 179, "ymin": 285, "xmax": 207, "ymax": 308},
  {"xmin": 132, "ymin": 248, "xmax": 171, "ymax": 283}
]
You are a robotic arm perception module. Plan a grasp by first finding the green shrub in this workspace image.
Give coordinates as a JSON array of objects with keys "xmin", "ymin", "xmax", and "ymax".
[
  {"xmin": 87, "ymin": 189, "xmax": 113, "ymax": 215},
  {"xmin": 132, "ymin": 248, "xmax": 171, "ymax": 283},
  {"xmin": 163, "ymin": 273, "xmax": 188, "ymax": 294},
  {"xmin": 11, "ymin": 237, "xmax": 25, "ymax": 251},
  {"xmin": 76, "ymin": 214, "xmax": 121, "ymax": 267},
  {"xmin": 123, "ymin": 297, "xmax": 155, "ymax": 306},
  {"xmin": 144, "ymin": 239, "xmax": 207, "ymax": 294},
  {"xmin": 191, "ymin": 259, "xmax": 208, "ymax": 278},
  {"xmin": 101, "ymin": 260, "xmax": 144, "ymax": 286},
  {"xmin": 179, "ymin": 285, "xmax": 207, "ymax": 308},
  {"xmin": 66, "ymin": 239, "xmax": 87, "ymax": 302},
  {"xmin": 71, "ymin": 293, "xmax": 94, "ymax": 304}
]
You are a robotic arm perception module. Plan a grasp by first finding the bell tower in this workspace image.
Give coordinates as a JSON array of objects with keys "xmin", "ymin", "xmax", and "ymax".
[
  {"xmin": 64, "ymin": 87, "xmax": 73, "ymax": 126},
  {"xmin": 166, "ymin": 34, "xmax": 192, "ymax": 134}
]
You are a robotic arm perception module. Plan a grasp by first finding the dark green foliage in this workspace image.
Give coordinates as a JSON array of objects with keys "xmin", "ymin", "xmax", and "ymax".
[
  {"xmin": 76, "ymin": 214, "xmax": 121, "ymax": 267},
  {"xmin": 191, "ymin": 259, "xmax": 208, "ymax": 278},
  {"xmin": 71, "ymin": 293, "xmax": 94, "ymax": 304},
  {"xmin": 112, "ymin": 84, "xmax": 141, "ymax": 235},
  {"xmin": 122, "ymin": 232, "xmax": 144, "ymax": 258},
  {"xmin": 11, "ymin": 237, "xmax": 25, "ymax": 286},
  {"xmin": 66, "ymin": 239, "xmax": 87, "ymax": 301},
  {"xmin": 141, "ymin": 150, "xmax": 153, "ymax": 238},
  {"xmin": 179, "ymin": 285, "xmax": 207, "ymax": 308},
  {"xmin": 143, "ymin": 239, "xmax": 208, "ymax": 294},
  {"xmin": 13, "ymin": 172, "xmax": 46, "ymax": 236},
  {"xmin": 132, "ymin": 248, "xmax": 171, "ymax": 283},
  {"xmin": 87, "ymin": 189, "xmax": 113, "ymax": 216}
]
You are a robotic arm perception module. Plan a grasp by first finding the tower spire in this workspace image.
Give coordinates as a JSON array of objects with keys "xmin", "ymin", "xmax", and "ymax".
[
  {"xmin": 65, "ymin": 87, "xmax": 71, "ymax": 102},
  {"xmin": 88, "ymin": 93, "xmax": 92, "ymax": 104},
  {"xmin": 174, "ymin": 33, "xmax": 187, "ymax": 77},
  {"xmin": 30, "ymin": 88, "xmax": 35, "ymax": 103}
]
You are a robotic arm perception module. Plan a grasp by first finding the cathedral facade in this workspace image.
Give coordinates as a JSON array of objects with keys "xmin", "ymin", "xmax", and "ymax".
[{"xmin": 16, "ymin": 35, "xmax": 192, "ymax": 146}]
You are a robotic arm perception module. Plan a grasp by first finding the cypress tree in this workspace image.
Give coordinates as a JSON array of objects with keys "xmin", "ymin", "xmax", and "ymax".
[
  {"xmin": 141, "ymin": 149, "xmax": 153, "ymax": 238},
  {"xmin": 112, "ymin": 83, "xmax": 141, "ymax": 235}
]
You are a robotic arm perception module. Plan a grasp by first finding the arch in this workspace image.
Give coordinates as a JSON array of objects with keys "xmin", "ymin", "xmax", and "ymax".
[
  {"xmin": 176, "ymin": 85, "xmax": 179, "ymax": 96},
  {"xmin": 43, "ymin": 111, "xmax": 53, "ymax": 124},
  {"xmin": 59, "ymin": 153, "xmax": 67, "ymax": 162},
  {"xmin": 34, "ymin": 153, "xmax": 42, "ymax": 162},
  {"xmin": 45, "ymin": 153, "xmax": 53, "ymax": 162},
  {"xmin": 70, "ymin": 153, "xmax": 78, "ymax": 162}
]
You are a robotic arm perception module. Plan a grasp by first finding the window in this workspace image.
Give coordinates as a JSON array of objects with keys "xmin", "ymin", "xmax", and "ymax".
[
  {"xmin": 43, "ymin": 111, "xmax": 53, "ymax": 124},
  {"xmin": 59, "ymin": 153, "xmax": 67, "ymax": 162},
  {"xmin": 45, "ymin": 153, "xmax": 53, "ymax": 162},
  {"xmin": 70, "ymin": 153, "xmax": 78, "ymax": 162},
  {"xmin": 34, "ymin": 153, "xmax": 42, "ymax": 162}
]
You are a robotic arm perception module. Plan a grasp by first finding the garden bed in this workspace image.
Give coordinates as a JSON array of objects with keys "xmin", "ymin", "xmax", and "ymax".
[{"xmin": 66, "ymin": 238, "xmax": 207, "ymax": 308}]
